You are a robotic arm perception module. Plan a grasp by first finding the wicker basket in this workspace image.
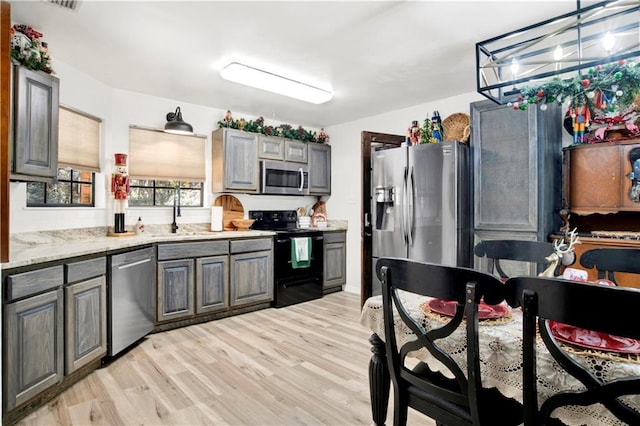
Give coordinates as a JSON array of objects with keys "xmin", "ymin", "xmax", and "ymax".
[{"xmin": 442, "ymin": 113, "xmax": 471, "ymax": 143}]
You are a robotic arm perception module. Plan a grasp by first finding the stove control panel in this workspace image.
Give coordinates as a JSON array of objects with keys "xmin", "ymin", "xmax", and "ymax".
[{"xmin": 249, "ymin": 210, "xmax": 298, "ymax": 230}]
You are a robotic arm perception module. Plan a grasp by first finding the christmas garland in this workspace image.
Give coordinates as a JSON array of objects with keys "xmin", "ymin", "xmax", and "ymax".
[
  {"xmin": 515, "ymin": 60, "xmax": 640, "ymax": 113},
  {"xmin": 217, "ymin": 111, "xmax": 329, "ymax": 143},
  {"xmin": 10, "ymin": 24, "xmax": 53, "ymax": 74}
]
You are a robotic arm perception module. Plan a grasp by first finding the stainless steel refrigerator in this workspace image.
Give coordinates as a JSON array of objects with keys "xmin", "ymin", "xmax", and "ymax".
[{"xmin": 371, "ymin": 141, "xmax": 471, "ymax": 295}]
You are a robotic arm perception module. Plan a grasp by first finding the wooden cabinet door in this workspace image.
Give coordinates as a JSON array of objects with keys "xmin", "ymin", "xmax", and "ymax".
[
  {"xmin": 196, "ymin": 255, "xmax": 229, "ymax": 314},
  {"xmin": 229, "ymin": 250, "xmax": 273, "ymax": 306},
  {"xmin": 324, "ymin": 239, "xmax": 346, "ymax": 289},
  {"xmin": 65, "ymin": 275, "xmax": 106, "ymax": 374},
  {"xmin": 5, "ymin": 289, "xmax": 63, "ymax": 410},
  {"xmin": 620, "ymin": 143, "xmax": 640, "ymax": 210},
  {"xmin": 12, "ymin": 65, "xmax": 59, "ymax": 180},
  {"xmin": 471, "ymin": 100, "xmax": 562, "ymax": 241},
  {"xmin": 284, "ymin": 140, "xmax": 308, "ymax": 163},
  {"xmin": 223, "ymin": 129, "xmax": 258, "ymax": 191},
  {"xmin": 258, "ymin": 135, "xmax": 284, "ymax": 160},
  {"xmin": 568, "ymin": 143, "xmax": 621, "ymax": 213},
  {"xmin": 157, "ymin": 259, "xmax": 194, "ymax": 322},
  {"xmin": 308, "ymin": 144, "xmax": 331, "ymax": 194}
]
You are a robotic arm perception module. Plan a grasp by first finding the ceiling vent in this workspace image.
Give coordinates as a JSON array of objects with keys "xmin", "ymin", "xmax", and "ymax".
[{"xmin": 44, "ymin": 0, "xmax": 80, "ymax": 11}]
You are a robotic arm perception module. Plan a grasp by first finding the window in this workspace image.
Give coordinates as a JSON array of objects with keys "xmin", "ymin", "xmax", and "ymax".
[
  {"xmin": 27, "ymin": 106, "xmax": 101, "ymax": 207},
  {"xmin": 129, "ymin": 180, "xmax": 203, "ymax": 207},
  {"xmin": 27, "ymin": 168, "xmax": 94, "ymax": 206}
]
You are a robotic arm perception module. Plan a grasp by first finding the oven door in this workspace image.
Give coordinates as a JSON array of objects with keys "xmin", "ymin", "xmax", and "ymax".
[
  {"xmin": 273, "ymin": 232, "xmax": 323, "ymax": 307},
  {"xmin": 261, "ymin": 160, "xmax": 309, "ymax": 195}
]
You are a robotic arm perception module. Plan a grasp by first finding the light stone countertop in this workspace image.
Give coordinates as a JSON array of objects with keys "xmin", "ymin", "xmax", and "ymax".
[{"xmin": 3, "ymin": 220, "xmax": 348, "ymax": 270}]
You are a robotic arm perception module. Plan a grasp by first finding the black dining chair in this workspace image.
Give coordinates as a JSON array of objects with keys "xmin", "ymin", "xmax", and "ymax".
[
  {"xmin": 376, "ymin": 257, "xmax": 523, "ymax": 426},
  {"xmin": 504, "ymin": 276, "xmax": 640, "ymax": 425},
  {"xmin": 473, "ymin": 239, "xmax": 555, "ymax": 280},
  {"xmin": 579, "ymin": 247, "xmax": 640, "ymax": 285}
]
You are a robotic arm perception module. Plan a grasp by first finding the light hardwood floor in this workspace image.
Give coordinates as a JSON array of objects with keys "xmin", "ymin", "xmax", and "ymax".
[{"xmin": 17, "ymin": 291, "xmax": 433, "ymax": 426}]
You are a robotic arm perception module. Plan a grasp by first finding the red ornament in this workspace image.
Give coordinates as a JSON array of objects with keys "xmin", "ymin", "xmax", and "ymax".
[
  {"xmin": 517, "ymin": 95, "xmax": 523, "ymax": 101},
  {"xmin": 536, "ymin": 89, "xmax": 544, "ymax": 97},
  {"xmin": 581, "ymin": 79, "xmax": 590, "ymax": 87},
  {"xmin": 596, "ymin": 65, "xmax": 603, "ymax": 71},
  {"xmin": 618, "ymin": 59, "xmax": 626, "ymax": 66}
]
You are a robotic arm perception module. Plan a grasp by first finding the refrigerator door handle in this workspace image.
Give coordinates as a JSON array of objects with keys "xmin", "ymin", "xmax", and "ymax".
[
  {"xmin": 407, "ymin": 166, "xmax": 415, "ymax": 246},
  {"xmin": 402, "ymin": 166, "xmax": 408, "ymax": 245}
]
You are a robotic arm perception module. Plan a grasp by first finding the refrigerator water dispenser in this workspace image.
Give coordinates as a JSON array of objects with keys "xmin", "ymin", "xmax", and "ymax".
[{"xmin": 375, "ymin": 186, "xmax": 394, "ymax": 230}]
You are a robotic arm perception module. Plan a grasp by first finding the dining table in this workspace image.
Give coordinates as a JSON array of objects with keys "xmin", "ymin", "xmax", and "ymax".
[{"xmin": 360, "ymin": 292, "xmax": 640, "ymax": 426}]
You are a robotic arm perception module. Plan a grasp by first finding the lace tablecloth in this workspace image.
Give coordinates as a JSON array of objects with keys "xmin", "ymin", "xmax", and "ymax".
[{"xmin": 360, "ymin": 293, "xmax": 640, "ymax": 426}]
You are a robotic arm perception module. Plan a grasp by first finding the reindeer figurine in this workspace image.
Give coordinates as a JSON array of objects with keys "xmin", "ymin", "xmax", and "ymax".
[{"xmin": 539, "ymin": 228, "xmax": 581, "ymax": 277}]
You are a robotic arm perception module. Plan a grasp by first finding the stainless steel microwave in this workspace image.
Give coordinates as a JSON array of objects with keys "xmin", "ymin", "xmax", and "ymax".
[{"xmin": 260, "ymin": 160, "xmax": 309, "ymax": 195}]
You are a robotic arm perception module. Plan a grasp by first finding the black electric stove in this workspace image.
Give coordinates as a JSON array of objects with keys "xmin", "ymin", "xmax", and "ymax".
[{"xmin": 249, "ymin": 210, "xmax": 323, "ymax": 308}]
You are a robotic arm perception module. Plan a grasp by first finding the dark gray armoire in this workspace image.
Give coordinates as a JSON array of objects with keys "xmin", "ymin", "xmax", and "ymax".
[{"xmin": 470, "ymin": 99, "xmax": 563, "ymax": 276}]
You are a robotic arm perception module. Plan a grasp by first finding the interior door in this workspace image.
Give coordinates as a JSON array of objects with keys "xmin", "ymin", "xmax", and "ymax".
[{"xmin": 361, "ymin": 131, "xmax": 404, "ymax": 307}]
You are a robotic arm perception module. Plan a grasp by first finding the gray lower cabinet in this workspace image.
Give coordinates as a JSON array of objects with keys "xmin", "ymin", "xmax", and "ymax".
[
  {"xmin": 229, "ymin": 238, "xmax": 273, "ymax": 307},
  {"xmin": 64, "ymin": 256, "xmax": 107, "ymax": 375},
  {"xmin": 157, "ymin": 259, "xmax": 195, "ymax": 322},
  {"xmin": 3, "ymin": 257, "xmax": 107, "ymax": 411},
  {"xmin": 64, "ymin": 276, "xmax": 107, "ymax": 374},
  {"xmin": 308, "ymin": 143, "xmax": 331, "ymax": 194},
  {"xmin": 5, "ymin": 288, "xmax": 64, "ymax": 410},
  {"xmin": 323, "ymin": 231, "xmax": 346, "ymax": 290},
  {"xmin": 156, "ymin": 240, "xmax": 230, "ymax": 322},
  {"xmin": 196, "ymin": 255, "xmax": 229, "ymax": 314}
]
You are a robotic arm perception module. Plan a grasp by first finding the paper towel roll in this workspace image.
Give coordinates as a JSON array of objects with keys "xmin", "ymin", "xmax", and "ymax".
[{"xmin": 211, "ymin": 206, "xmax": 223, "ymax": 231}]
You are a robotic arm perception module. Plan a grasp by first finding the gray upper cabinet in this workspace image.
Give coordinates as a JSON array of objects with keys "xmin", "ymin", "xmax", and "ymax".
[
  {"xmin": 11, "ymin": 65, "xmax": 60, "ymax": 182},
  {"xmin": 308, "ymin": 144, "xmax": 331, "ymax": 194},
  {"xmin": 212, "ymin": 128, "xmax": 259, "ymax": 193},
  {"xmin": 258, "ymin": 135, "xmax": 285, "ymax": 160},
  {"xmin": 470, "ymin": 100, "xmax": 562, "ymax": 275},
  {"xmin": 284, "ymin": 140, "xmax": 308, "ymax": 163},
  {"xmin": 258, "ymin": 136, "xmax": 308, "ymax": 163}
]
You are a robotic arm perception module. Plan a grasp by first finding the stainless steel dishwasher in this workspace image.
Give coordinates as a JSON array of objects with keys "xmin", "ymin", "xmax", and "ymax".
[{"xmin": 108, "ymin": 246, "xmax": 155, "ymax": 356}]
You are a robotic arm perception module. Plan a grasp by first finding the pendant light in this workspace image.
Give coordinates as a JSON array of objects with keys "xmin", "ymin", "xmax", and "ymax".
[{"xmin": 164, "ymin": 106, "xmax": 193, "ymax": 135}]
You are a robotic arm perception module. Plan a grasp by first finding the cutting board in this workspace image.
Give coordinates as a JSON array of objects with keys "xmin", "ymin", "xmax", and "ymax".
[{"xmin": 214, "ymin": 195, "xmax": 244, "ymax": 230}]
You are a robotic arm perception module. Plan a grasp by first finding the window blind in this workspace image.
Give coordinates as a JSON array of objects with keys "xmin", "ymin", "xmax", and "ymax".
[
  {"xmin": 128, "ymin": 127, "xmax": 206, "ymax": 181},
  {"xmin": 58, "ymin": 106, "xmax": 101, "ymax": 171}
]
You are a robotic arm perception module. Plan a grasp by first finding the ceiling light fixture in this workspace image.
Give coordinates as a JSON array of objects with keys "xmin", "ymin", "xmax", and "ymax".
[
  {"xmin": 220, "ymin": 62, "xmax": 333, "ymax": 105},
  {"xmin": 476, "ymin": 0, "xmax": 640, "ymax": 105},
  {"xmin": 164, "ymin": 106, "xmax": 193, "ymax": 135}
]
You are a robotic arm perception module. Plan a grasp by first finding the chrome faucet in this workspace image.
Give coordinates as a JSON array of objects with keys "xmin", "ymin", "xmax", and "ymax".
[{"xmin": 171, "ymin": 187, "xmax": 181, "ymax": 233}]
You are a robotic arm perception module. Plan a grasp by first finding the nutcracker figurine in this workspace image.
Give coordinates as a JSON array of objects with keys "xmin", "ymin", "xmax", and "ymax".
[
  {"xmin": 111, "ymin": 153, "xmax": 130, "ymax": 233},
  {"xmin": 431, "ymin": 111, "xmax": 444, "ymax": 143},
  {"xmin": 570, "ymin": 104, "xmax": 591, "ymax": 144}
]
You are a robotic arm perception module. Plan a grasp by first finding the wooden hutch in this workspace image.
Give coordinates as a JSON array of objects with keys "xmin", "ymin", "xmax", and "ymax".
[{"xmin": 560, "ymin": 137, "xmax": 640, "ymax": 288}]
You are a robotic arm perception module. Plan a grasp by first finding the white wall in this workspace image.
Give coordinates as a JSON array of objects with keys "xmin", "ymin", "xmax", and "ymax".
[
  {"xmin": 12, "ymin": 60, "xmax": 568, "ymax": 298},
  {"xmin": 325, "ymin": 92, "xmax": 486, "ymax": 294},
  {"xmin": 9, "ymin": 60, "xmax": 321, "ymax": 233}
]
